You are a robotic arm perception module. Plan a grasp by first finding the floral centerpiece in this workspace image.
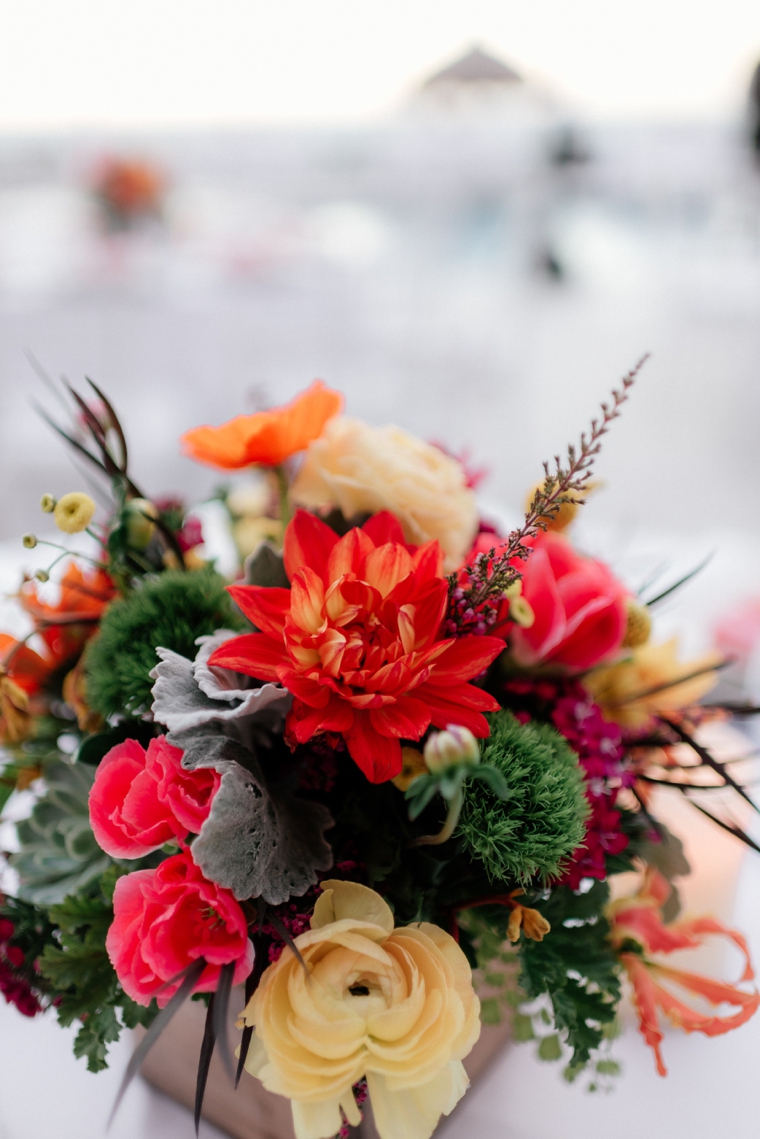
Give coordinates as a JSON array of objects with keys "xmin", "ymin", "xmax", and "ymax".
[{"xmin": 1, "ymin": 367, "xmax": 758, "ymax": 1139}]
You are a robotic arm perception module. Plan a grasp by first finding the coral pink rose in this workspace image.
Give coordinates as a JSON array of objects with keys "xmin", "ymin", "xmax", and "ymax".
[
  {"xmin": 107, "ymin": 851, "xmax": 253, "ymax": 1006},
  {"xmin": 88, "ymin": 736, "xmax": 220, "ymax": 858},
  {"xmin": 510, "ymin": 532, "xmax": 627, "ymax": 671}
]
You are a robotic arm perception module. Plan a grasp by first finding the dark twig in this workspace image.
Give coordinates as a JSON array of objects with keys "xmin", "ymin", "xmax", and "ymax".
[
  {"xmin": 108, "ymin": 958, "xmax": 206, "ymax": 1128},
  {"xmin": 195, "ymin": 994, "xmax": 217, "ymax": 1135},
  {"xmin": 659, "ymin": 717, "xmax": 759, "ymax": 814}
]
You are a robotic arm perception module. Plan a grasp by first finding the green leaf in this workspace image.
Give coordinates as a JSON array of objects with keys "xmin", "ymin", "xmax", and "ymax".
[
  {"xmin": 480, "ymin": 998, "xmax": 502, "ymax": 1026},
  {"xmin": 596, "ymin": 1059, "xmax": 621, "ymax": 1076},
  {"xmin": 470, "ymin": 765, "xmax": 509, "ymax": 799},
  {"xmin": 73, "ymin": 1005, "xmax": 121, "ymax": 1073},
  {"xmin": 538, "ymin": 1033, "xmax": 563, "ymax": 1061},
  {"xmin": 512, "ymin": 1012, "xmax": 535, "ymax": 1041}
]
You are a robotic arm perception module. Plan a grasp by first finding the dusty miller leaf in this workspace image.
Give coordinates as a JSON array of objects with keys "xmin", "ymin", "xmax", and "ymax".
[{"xmin": 191, "ymin": 756, "xmax": 333, "ymax": 905}]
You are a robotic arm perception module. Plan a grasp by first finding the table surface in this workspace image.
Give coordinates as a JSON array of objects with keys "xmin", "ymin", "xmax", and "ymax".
[{"xmin": 1, "ymin": 784, "xmax": 759, "ymax": 1139}]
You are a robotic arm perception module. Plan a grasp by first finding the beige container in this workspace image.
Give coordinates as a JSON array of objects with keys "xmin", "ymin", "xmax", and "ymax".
[{"xmin": 138, "ymin": 991, "xmax": 511, "ymax": 1139}]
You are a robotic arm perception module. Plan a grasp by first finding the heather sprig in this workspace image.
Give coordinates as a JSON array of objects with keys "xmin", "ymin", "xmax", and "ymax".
[{"xmin": 446, "ymin": 357, "xmax": 647, "ymax": 632}]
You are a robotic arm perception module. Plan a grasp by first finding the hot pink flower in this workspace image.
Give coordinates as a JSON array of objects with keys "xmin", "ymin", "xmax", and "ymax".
[
  {"xmin": 88, "ymin": 736, "xmax": 220, "ymax": 858},
  {"xmin": 510, "ymin": 532, "xmax": 628, "ymax": 671},
  {"xmin": 107, "ymin": 852, "xmax": 253, "ymax": 1007}
]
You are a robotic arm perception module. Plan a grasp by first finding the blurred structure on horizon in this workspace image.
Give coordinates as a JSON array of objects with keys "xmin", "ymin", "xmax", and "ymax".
[{"xmin": 1, "ymin": 43, "xmax": 760, "ymax": 576}]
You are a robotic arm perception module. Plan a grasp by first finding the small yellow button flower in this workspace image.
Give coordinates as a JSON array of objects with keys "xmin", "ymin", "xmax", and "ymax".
[{"xmin": 54, "ymin": 492, "xmax": 96, "ymax": 534}]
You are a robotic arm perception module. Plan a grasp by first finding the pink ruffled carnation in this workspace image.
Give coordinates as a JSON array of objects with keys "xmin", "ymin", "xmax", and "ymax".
[
  {"xmin": 107, "ymin": 851, "xmax": 253, "ymax": 1007},
  {"xmin": 89, "ymin": 736, "xmax": 220, "ymax": 858}
]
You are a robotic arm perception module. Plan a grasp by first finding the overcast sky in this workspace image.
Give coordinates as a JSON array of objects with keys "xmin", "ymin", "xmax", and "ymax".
[{"xmin": 2, "ymin": 0, "xmax": 760, "ymax": 131}]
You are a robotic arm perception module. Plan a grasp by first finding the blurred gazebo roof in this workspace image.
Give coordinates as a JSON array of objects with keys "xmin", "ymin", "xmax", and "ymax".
[{"xmin": 422, "ymin": 46, "xmax": 523, "ymax": 88}]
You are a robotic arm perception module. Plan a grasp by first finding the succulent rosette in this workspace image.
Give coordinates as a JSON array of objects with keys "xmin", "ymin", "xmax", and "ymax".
[{"xmin": 0, "ymin": 366, "xmax": 757, "ymax": 1139}]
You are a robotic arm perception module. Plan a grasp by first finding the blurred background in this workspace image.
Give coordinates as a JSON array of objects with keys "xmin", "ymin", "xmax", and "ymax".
[{"xmin": 2, "ymin": 2, "xmax": 760, "ymax": 1137}]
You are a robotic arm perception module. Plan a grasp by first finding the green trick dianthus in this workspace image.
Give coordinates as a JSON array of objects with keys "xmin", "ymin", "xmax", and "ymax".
[
  {"xmin": 84, "ymin": 568, "xmax": 246, "ymax": 719},
  {"xmin": 457, "ymin": 710, "xmax": 588, "ymax": 884}
]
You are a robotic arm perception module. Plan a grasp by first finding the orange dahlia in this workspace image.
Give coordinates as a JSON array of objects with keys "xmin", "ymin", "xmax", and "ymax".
[
  {"xmin": 209, "ymin": 510, "xmax": 504, "ymax": 783},
  {"xmin": 180, "ymin": 381, "xmax": 343, "ymax": 471}
]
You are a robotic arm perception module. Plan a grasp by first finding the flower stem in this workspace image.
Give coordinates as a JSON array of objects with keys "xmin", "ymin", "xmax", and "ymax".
[
  {"xmin": 413, "ymin": 788, "xmax": 464, "ymax": 847},
  {"xmin": 274, "ymin": 465, "xmax": 292, "ymax": 532}
]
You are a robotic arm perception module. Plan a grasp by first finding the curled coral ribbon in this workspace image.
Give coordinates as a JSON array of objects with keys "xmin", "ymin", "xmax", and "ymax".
[{"xmin": 609, "ymin": 867, "xmax": 759, "ymax": 1075}]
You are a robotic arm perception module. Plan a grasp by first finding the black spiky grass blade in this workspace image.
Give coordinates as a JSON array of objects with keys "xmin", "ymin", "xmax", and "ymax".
[
  {"xmin": 86, "ymin": 376, "xmax": 129, "ymax": 471},
  {"xmin": 212, "ymin": 961, "xmax": 236, "ymax": 1081},
  {"xmin": 235, "ymin": 908, "xmax": 268, "ymax": 1090},
  {"xmin": 616, "ymin": 660, "xmax": 730, "ymax": 705},
  {"xmin": 267, "ymin": 911, "xmax": 309, "ymax": 978},
  {"xmin": 33, "ymin": 403, "xmax": 111, "ymax": 477},
  {"xmin": 660, "ymin": 717, "xmax": 760, "ymax": 814},
  {"xmin": 644, "ymin": 554, "xmax": 714, "ymax": 607},
  {"xmin": 66, "ymin": 382, "xmax": 110, "ymax": 452},
  {"xmin": 685, "ymin": 797, "xmax": 760, "ymax": 855},
  {"xmin": 195, "ymin": 994, "xmax": 217, "ymax": 1136},
  {"xmin": 108, "ymin": 958, "xmax": 206, "ymax": 1129}
]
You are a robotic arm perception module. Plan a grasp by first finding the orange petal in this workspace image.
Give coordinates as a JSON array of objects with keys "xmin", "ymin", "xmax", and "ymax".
[
  {"xmin": 181, "ymin": 381, "xmax": 342, "ymax": 470},
  {"xmin": 289, "ymin": 569, "xmax": 326, "ymax": 634},
  {"xmin": 621, "ymin": 953, "xmax": 668, "ymax": 1076},
  {"xmin": 364, "ymin": 543, "xmax": 413, "ymax": 598},
  {"xmin": 649, "ymin": 962, "xmax": 760, "ymax": 1037}
]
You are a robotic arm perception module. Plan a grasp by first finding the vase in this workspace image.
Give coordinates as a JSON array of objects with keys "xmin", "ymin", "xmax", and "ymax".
[{"xmin": 137, "ymin": 988, "xmax": 512, "ymax": 1139}]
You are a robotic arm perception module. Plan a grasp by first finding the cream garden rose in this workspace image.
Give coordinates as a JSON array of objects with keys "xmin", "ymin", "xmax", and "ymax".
[
  {"xmin": 240, "ymin": 880, "xmax": 480, "ymax": 1139},
  {"xmin": 291, "ymin": 417, "xmax": 478, "ymax": 570}
]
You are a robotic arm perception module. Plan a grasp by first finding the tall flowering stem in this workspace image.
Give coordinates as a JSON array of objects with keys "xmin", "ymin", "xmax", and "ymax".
[{"xmin": 446, "ymin": 356, "xmax": 647, "ymax": 633}]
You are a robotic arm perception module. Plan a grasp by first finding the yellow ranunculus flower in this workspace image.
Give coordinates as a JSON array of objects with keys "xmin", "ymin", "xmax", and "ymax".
[
  {"xmin": 291, "ymin": 417, "xmax": 478, "ymax": 571},
  {"xmin": 240, "ymin": 880, "xmax": 480, "ymax": 1139},
  {"xmin": 53, "ymin": 492, "xmax": 96, "ymax": 534},
  {"xmin": 585, "ymin": 638, "xmax": 721, "ymax": 730}
]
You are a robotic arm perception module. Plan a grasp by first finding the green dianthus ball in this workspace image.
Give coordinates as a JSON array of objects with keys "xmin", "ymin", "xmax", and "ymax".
[
  {"xmin": 85, "ymin": 568, "xmax": 246, "ymax": 718},
  {"xmin": 457, "ymin": 710, "xmax": 588, "ymax": 885}
]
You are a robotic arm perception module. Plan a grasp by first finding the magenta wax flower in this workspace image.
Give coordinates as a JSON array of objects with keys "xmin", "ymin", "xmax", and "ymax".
[
  {"xmin": 88, "ymin": 735, "xmax": 220, "ymax": 858},
  {"xmin": 106, "ymin": 852, "xmax": 253, "ymax": 1006}
]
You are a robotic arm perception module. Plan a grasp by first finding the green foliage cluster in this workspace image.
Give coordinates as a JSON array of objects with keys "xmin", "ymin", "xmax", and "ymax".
[
  {"xmin": 461, "ymin": 878, "xmax": 621, "ymax": 1074},
  {"xmin": 457, "ymin": 711, "xmax": 589, "ymax": 883},
  {"xmin": 518, "ymin": 880, "xmax": 621, "ymax": 1070},
  {"xmin": 85, "ymin": 567, "xmax": 246, "ymax": 718},
  {"xmin": 38, "ymin": 870, "xmax": 157, "ymax": 1072}
]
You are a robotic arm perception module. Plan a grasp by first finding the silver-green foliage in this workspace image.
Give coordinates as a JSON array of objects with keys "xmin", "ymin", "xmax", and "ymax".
[{"xmin": 11, "ymin": 760, "xmax": 111, "ymax": 905}]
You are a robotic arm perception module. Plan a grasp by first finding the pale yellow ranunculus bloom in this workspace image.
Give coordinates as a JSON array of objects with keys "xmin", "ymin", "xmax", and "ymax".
[
  {"xmin": 239, "ymin": 880, "xmax": 480, "ymax": 1139},
  {"xmin": 291, "ymin": 417, "xmax": 478, "ymax": 571}
]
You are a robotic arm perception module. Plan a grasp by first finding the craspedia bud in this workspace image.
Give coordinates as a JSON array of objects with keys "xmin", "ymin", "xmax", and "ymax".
[
  {"xmin": 22, "ymin": 534, "xmax": 37, "ymax": 549},
  {"xmin": 509, "ymin": 595, "xmax": 535, "ymax": 628},
  {"xmin": 622, "ymin": 598, "xmax": 652, "ymax": 649},
  {"xmin": 125, "ymin": 498, "xmax": 159, "ymax": 549},
  {"xmin": 526, "ymin": 481, "xmax": 581, "ymax": 532},
  {"xmin": 35, "ymin": 569, "xmax": 49, "ymax": 583},
  {"xmin": 40, "ymin": 494, "xmax": 56, "ymax": 513},
  {"xmin": 54, "ymin": 492, "xmax": 96, "ymax": 534},
  {"xmin": 424, "ymin": 725, "xmax": 480, "ymax": 774}
]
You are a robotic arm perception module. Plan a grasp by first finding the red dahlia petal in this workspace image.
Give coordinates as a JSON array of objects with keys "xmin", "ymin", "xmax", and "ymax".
[
  {"xmin": 361, "ymin": 511, "xmax": 411, "ymax": 549},
  {"xmin": 429, "ymin": 635, "xmax": 504, "ymax": 683},
  {"xmin": 346, "ymin": 714, "xmax": 403, "ymax": 783},
  {"xmin": 226, "ymin": 584, "xmax": 291, "ymax": 638},
  {"xmin": 283, "ymin": 510, "xmax": 338, "ymax": 584},
  {"xmin": 208, "ymin": 633, "xmax": 287, "ymax": 681},
  {"xmin": 369, "ymin": 695, "xmax": 431, "ymax": 740},
  {"xmin": 286, "ymin": 696, "xmax": 354, "ymax": 743}
]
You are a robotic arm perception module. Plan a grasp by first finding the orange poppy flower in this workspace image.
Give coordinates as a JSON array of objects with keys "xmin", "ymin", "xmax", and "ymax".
[
  {"xmin": 608, "ymin": 867, "xmax": 759, "ymax": 1075},
  {"xmin": 180, "ymin": 381, "xmax": 343, "ymax": 470}
]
